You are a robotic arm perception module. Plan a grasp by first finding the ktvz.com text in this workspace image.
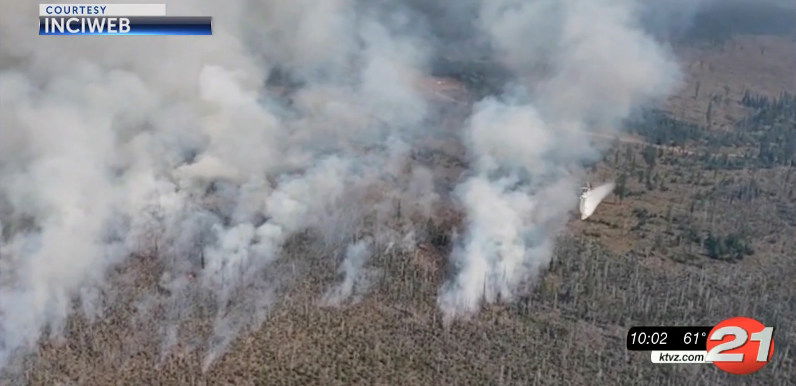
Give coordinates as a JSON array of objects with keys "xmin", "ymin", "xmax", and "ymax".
[{"xmin": 650, "ymin": 350, "xmax": 708, "ymax": 364}]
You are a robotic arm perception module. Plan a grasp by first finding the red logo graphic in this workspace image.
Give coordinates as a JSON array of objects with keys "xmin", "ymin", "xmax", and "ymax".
[{"xmin": 705, "ymin": 317, "xmax": 775, "ymax": 375}]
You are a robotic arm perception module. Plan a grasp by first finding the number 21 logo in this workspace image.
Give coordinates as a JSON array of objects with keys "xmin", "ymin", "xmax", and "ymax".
[{"xmin": 705, "ymin": 316, "xmax": 775, "ymax": 375}]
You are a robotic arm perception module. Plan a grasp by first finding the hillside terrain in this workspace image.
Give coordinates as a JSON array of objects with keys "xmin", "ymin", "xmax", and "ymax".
[
  {"xmin": 9, "ymin": 34, "xmax": 796, "ymax": 385},
  {"xmin": 666, "ymin": 35, "xmax": 796, "ymax": 129}
]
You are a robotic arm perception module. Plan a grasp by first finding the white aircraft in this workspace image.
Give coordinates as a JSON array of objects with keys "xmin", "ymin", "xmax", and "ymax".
[{"xmin": 579, "ymin": 182, "xmax": 615, "ymax": 220}]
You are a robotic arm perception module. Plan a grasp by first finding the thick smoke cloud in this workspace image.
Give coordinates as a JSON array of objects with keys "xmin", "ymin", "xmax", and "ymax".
[{"xmin": 1, "ymin": 0, "xmax": 682, "ymax": 367}]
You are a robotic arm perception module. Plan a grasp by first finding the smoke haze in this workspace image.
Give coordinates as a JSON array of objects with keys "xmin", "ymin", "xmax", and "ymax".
[{"xmin": 0, "ymin": 0, "xmax": 687, "ymax": 368}]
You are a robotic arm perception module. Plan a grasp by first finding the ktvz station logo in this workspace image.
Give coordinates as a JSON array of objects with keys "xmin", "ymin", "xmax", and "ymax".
[
  {"xmin": 38, "ymin": 3, "xmax": 211, "ymax": 36},
  {"xmin": 628, "ymin": 317, "xmax": 775, "ymax": 375}
]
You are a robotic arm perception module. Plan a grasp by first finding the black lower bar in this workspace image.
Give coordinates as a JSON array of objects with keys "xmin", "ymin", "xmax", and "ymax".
[{"xmin": 627, "ymin": 326, "xmax": 713, "ymax": 351}]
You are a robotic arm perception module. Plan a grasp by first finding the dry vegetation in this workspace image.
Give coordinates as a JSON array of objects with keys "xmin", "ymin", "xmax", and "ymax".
[{"xmin": 666, "ymin": 35, "xmax": 796, "ymax": 129}]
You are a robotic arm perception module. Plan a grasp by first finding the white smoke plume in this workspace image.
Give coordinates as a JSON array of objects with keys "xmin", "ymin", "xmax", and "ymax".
[
  {"xmin": 0, "ymin": 0, "xmax": 682, "ymax": 368},
  {"xmin": 437, "ymin": 0, "xmax": 678, "ymax": 321},
  {"xmin": 321, "ymin": 239, "xmax": 373, "ymax": 306}
]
